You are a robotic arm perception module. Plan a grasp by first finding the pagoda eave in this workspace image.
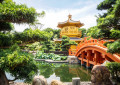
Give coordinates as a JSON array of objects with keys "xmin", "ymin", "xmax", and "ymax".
[{"xmin": 57, "ymin": 22, "xmax": 84, "ymax": 28}]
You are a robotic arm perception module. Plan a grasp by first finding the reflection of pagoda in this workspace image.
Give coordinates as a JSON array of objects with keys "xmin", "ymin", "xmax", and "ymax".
[{"xmin": 54, "ymin": 14, "xmax": 84, "ymax": 50}]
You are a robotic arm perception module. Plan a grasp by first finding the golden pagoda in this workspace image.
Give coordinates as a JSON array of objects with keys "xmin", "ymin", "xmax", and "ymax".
[
  {"xmin": 54, "ymin": 14, "xmax": 84, "ymax": 50},
  {"xmin": 58, "ymin": 14, "xmax": 84, "ymax": 38}
]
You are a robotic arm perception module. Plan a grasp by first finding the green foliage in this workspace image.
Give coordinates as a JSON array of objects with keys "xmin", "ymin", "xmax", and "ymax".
[
  {"xmin": 43, "ymin": 28, "xmax": 60, "ymax": 40},
  {"xmin": 42, "ymin": 40, "xmax": 55, "ymax": 52},
  {"xmin": 107, "ymin": 40, "xmax": 120, "ymax": 54},
  {"xmin": 36, "ymin": 51, "xmax": 67, "ymax": 61},
  {"xmin": 0, "ymin": 22, "xmax": 13, "ymax": 31},
  {"xmin": 61, "ymin": 36, "xmax": 70, "ymax": 51},
  {"xmin": 106, "ymin": 62, "xmax": 120, "ymax": 81},
  {"xmin": 55, "ymin": 43, "xmax": 61, "ymax": 51},
  {"xmin": 10, "ymin": 43, "xmax": 20, "ymax": 51},
  {"xmin": 87, "ymin": 26, "xmax": 111, "ymax": 38},
  {"xmin": 87, "ymin": 26, "xmax": 103, "ymax": 38},
  {"xmin": 69, "ymin": 41, "xmax": 77, "ymax": 45},
  {"xmin": 103, "ymin": 41, "xmax": 113, "ymax": 47},
  {"xmin": 79, "ymin": 28, "xmax": 86, "ymax": 38},
  {"xmin": 0, "ymin": 0, "xmax": 41, "ymax": 32},
  {"xmin": 0, "ymin": 48, "xmax": 38, "ymax": 82},
  {"xmin": 13, "ymin": 28, "xmax": 51, "ymax": 43},
  {"xmin": 110, "ymin": 29, "xmax": 120, "ymax": 39},
  {"xmin": 61, "ymin": 36, "xmax": 77, "ymax": 51},
  {"xmin": 26, "ymin": 42, "xmax": 41, "ymax": 51},
  {"xmin": 0, "ymin": 32, "xmax": 13, "ymax": 47},
  {"xmin": 0, "ymin": 0, "xmax": 41, "ymax": 83},
  {"xmin": 97, "ymin": 0, "xmax": 116, "ymax": 10},
  {"xmin": 0, "ymin": 0, "xmax": 38, "ymax": 24},
  {"xmin": 97, "ymin": 0, "xmax": 120, "ymax": 30}
]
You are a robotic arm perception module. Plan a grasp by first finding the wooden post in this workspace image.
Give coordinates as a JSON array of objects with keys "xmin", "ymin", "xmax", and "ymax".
[
  {"xmin": 81, "ymin": 51, "xmax": 85, "ymax": 65},
  {"xmin": 86, "ymin": 50, "xmax": 91, "ymax": 68},
  {"xmin": 94, "ymin": 51, "xmax": 100, "ymax": 65},
  {"xmin": 72, "ymin": 77, "xmax": 80, "ymax": 85},
  {"xmin": 69, "ymin": 49, "xmax": 71, "ymax": 55}
]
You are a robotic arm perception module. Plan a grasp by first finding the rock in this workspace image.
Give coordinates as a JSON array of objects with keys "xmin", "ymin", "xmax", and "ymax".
[
  {"xmin": 32, "ymin": 76, "xmax": 47, "ymax": 85},
  {"xmin": 91, "ymin": 65, "xmax": 113, "ymax": 85},
  {"xmin": 67, "ymin": 56, "xmax": 79, "ymax": 64},
  {"xmin": 50, "ymin": 80, "xmax": 65, "ymax": 85}
]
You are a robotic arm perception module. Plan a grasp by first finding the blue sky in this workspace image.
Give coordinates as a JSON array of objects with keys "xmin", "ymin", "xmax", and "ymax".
[{"xmin": 13, "ymin": 0, "xmax": 104, "ymax": 32}]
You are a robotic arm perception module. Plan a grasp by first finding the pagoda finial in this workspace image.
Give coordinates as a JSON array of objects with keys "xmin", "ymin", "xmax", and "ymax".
[{"xmin": 68, "ymin": 14, "xmax": 72, "ymax": 21}]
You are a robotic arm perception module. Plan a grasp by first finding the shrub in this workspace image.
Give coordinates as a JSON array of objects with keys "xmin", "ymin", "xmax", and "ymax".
[
  {"xmin": 110, "ymin": 29, "xmax": 120, "ymax": 39},
  {"xmin": 55, "ymin": 43, "xmax": 61, "ymax": 51},
  {"xmin": 107, "ymin": 40, "xmax": 120, "ymax": 54},
  {"xmin": 35, "ymin": 51, "xmax": 67, "ymax": 61},
  {"xmin": 0, "ymin": 32, "xmax": 13, "ymax": 47},
  {"xmin": 26, "ymin": 42, "xmax": 41, "ymax": 51},
  {"xmin": 0, "ymin": 49, "xmax": 38, "ymax": 82},
  {"xmin": 106, "ymin": 62, "xmax": 120, "ymax": 81},
  {"xmin": 103, "ymin": 41, "xmax": 114, "ymax": 47},
  {"xmin": 87, "ymin": 26, "xmax": 103, "ymax": 38},
  {"xmin": 10, "ymin": 43, "xmax": 20, "ymax": 51}
]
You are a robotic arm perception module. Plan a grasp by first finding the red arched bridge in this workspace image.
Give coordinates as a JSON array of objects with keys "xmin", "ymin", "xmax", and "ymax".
[{"xmin": 69, "ymin": 38, "xmax": 120, "ymax": 67}]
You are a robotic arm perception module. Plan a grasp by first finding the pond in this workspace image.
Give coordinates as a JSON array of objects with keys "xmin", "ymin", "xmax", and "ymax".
[{"xmin": 6, "ymin": 61, "xmax": 91, "ymax": 83}]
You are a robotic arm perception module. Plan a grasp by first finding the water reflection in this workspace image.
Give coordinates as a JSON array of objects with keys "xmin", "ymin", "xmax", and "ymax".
[{"xmin": 37, "ymin": 61, "xmax": 91, "ymax": 82}]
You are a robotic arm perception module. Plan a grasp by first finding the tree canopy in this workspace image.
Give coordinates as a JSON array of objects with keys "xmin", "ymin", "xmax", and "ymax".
[
  {"xmin": 97, "ymin": 0, "xmax": 120, "ymax": 30},
  {"xmin": 0, "ymin": 0, "xmax": 41, "ymax": 84},
  {"xmin": 0, "ymin": 0, "xmax": 41, "ymax": 31}
]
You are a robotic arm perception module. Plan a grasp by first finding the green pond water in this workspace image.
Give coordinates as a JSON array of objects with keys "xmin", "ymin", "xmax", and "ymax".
[
  {"xmin": 37, "ymin": 61, "xmax": 91, "ymax": 83},
  {"xmin": 7, "ymin": 61, "xmax": 91, "ymax": 83}
]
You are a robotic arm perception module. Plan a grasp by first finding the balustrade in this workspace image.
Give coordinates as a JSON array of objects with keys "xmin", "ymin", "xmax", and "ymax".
[{"xmin": 69, "ymin": 37, "xmax": 107, "ymax": 56}]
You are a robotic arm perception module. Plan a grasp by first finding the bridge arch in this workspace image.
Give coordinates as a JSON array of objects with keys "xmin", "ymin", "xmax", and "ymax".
[
  {"xmin": 75, "ymin": 45, "xmax": 120, "ymax": 67},
  {"xmin": 69, "ymin": 38, "xmax": 120, "ymax": 67}
]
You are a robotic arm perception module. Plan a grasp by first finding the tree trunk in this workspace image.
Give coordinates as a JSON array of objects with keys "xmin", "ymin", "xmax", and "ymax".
[{"xmin": 0, "ymin": 69, "xmax": 9, "ymax": 85}]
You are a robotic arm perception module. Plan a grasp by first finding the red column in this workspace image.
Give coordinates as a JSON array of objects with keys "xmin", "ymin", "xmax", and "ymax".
[
  {"xmin": 86, "ymin": 50, "xmax": 91, "ymax": 68},
  {"xmin": 94, "ymin": 51, "xmax": 100, "ymax": 65},
  {"xmin": 69, "ymin": 49, "xmax": 71, "ymax": 55},
  {"xmin": 81, "ymin": 51, "xmax": 85, "ymax": 65}
]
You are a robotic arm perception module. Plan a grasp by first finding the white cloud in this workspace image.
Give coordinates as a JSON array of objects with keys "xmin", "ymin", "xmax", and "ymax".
[
  {"xmin": 38, "ymin": 4, "xmax": 99, "ymax": 30},
  {"xmin": 14, "ymin": 1, "xmax": 103, "ymax": 32}
]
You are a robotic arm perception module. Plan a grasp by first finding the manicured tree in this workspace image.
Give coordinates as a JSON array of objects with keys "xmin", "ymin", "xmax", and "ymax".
[
  {"xmin": 97, "ymin": 1, "xmax": 120, "ymax": 82},
  {"xmin": 97, "ymin": 0, "xmax": 120, "ymax": 30},
  {"xmin": 43, "ymin": 28, "xmax": 60, "ymax": 40},
  {"xmin": 95, "ymin": 0, "xmax": 120, "ymax": 39},
  {"xmin": 53, "ymin": 29, "xmax": 61, "ymax": 39},
  {"xmin": 61, "ymin": 36, "xmax": 70, "ymax": 51},
  {"xmin": 86, "ymin": 26, "xmax": 110, "ymax": 39},
  {"xmin": 55, "ymin": 43, "xmax": 61, "ymax": 51},
  {"xmin": 61, "ymin": 36, "xmax": 77, "ymax": 51},
  {"xmin": 0, "ymin": 0, "xmax": 44, "ymax": 84},
  {"xmin": 42, "ymin": 40, "xmax": 55, "ymax": 52}
]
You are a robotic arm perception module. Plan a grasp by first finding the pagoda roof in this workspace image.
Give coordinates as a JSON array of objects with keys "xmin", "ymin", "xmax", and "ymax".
[{"xmin": 57, "ymin": 14, "xmax": 84, "ymax": 28}]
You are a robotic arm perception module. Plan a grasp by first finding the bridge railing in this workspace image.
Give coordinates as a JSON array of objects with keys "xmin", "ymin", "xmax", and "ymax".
[
  {"xmin": 76, "ymin": 39, "xmax": 107, "ymax": 52},
  {"xmin": 69, "ymin": 37, "xmax": 109, "ymax": 56}
]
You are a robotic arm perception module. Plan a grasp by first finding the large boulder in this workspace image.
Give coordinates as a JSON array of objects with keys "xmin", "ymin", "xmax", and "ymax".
[
  {"xmin": 50, "ymin": 80, "xmax": 65, "ymax": 85},
  {"xmin": 91, "ymin": 65, "xmax": 113, "ymax": 85},
  {"xmin": 32, "ymin": 76, "xmax": 47, "ymax": 85}
]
